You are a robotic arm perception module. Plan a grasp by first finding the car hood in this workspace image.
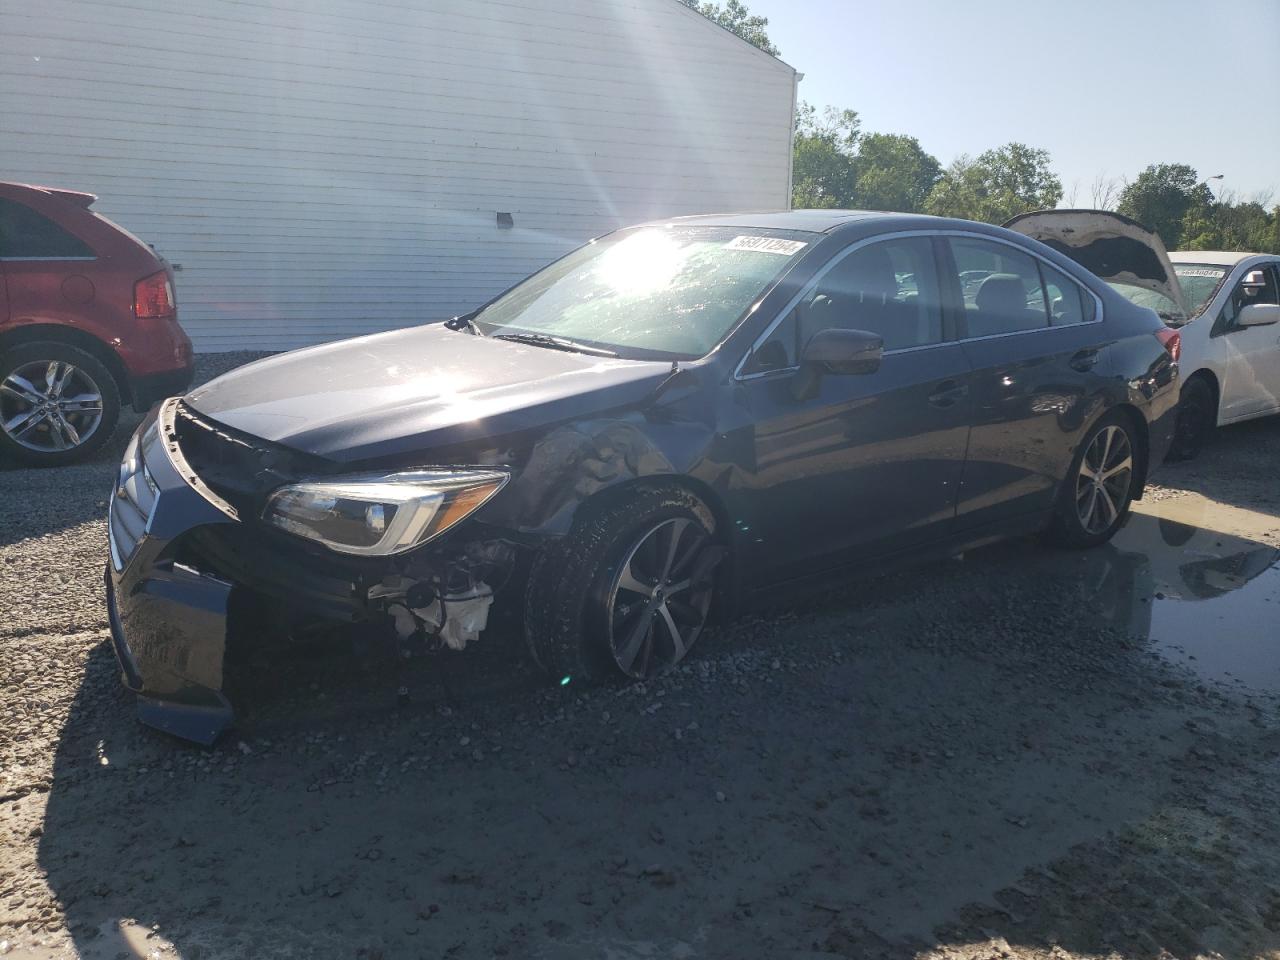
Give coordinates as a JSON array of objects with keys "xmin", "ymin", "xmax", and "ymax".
[
  {"xmin": 1003, "ymin": 209, "xmax": 1189, "ymax": 318},
  {"xmin": 185, "ymin": 325, "xmax": 674, "ymax": 462}
]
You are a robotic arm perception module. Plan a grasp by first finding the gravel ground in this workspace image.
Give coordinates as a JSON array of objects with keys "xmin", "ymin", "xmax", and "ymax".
[{"xmin": 1, "ymin": 355, "xmax": 1279, "ymax": 960}]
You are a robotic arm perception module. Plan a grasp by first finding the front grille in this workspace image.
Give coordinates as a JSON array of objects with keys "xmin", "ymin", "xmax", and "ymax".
[
  {"xmin": 109, "ymin": 454, "xmax": 158, "ymax": 570},
  {"xmin": 173, "ymin": 402, "xmax": 325, "ymax": 514}
]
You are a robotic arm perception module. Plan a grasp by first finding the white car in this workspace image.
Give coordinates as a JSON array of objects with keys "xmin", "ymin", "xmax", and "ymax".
[
  {"xmin": 1004, "ymin": 210, "xmax": 1280, "ymax": 459},
  {"xmin": 1162, "ymin": 251, "xmax": 1280, "ymax": 455}
]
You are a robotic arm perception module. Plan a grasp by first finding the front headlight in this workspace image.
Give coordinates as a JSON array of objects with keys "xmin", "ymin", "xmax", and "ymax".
[{"xmin": 262, "ymin": 469, "xmax": 508, "ymax": 556}]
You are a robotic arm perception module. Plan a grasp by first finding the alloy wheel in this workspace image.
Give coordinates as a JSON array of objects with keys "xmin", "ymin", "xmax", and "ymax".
[
  {"xmin": 1075, "ymin": 424, "xmax": 1133, "ymax": 536},
  {"xmin": 0, "ymin": 360, "xmax": 105, "ymax": 453},
  {"xmin": 606, "ymin": 517, "xmax": 716, "ymax": 679}
]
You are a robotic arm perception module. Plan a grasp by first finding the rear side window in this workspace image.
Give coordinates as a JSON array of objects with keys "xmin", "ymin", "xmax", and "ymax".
[
  {"xmin": 948, "ymin": 237, "xmax": 1047, "ymax": 337},
  {"xmin": 1040, "ymin": 262, "xmax": 1095, "ymax": 326},
  {"xmin": 0, "ymin": 198, "xmax": 95, "ymax": 258}
]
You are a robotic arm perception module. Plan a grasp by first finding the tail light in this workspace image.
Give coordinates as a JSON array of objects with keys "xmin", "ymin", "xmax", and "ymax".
[
  {"xmin": 1154, "ymin": 327, "xmax": 1181, "ymax": 364},
  {"xmin": 134, "ymin": 270, "xmax": 175, "ymax": 319}
]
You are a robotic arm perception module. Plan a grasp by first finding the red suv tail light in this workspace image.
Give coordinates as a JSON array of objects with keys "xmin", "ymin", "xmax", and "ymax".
[
  {"xmin": 134, "ymin": 270, "xmax": 175, "ymax": 319},
  {"xmin": 1154, "ymin": 327, "xmax": 1181, "ymax": 364}
]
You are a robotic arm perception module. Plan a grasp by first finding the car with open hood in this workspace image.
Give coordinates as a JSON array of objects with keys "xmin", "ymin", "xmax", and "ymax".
[
  {"xmin": 1005, "ymin": 210, "xmax": 1280, "ymax": 458},
  {"xmin": 105, "ymin": 210, "xmax": 1179, "ymax": 744}
]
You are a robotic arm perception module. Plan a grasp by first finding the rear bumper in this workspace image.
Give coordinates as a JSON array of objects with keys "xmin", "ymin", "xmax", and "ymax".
[
  {"xmin": 1142, "ymin": 360, "xmax": 1181, "ymax": 479},
  {"xmin": 128, "ymin": 363, "xmax": 194, "ymax": 411}
]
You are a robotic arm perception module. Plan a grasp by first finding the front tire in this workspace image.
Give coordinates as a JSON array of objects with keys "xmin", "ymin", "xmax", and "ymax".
[
  {"xmin": 1045, "ymin": 412, "xmax": 1138, "ymax": 548},
  {"xmin": 0, "ymin": 342, "xmax": 120, "ymax": 467},
  {"xmin": 525, "ymin": 485, "xmax": 723, "ymax": 684},
  {"xmin": 1167, "ymin": 377, "xmax": 1215, "ymax": 461}
]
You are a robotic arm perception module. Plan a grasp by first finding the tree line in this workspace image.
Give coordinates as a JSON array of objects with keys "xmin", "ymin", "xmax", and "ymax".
[
  {"xmin": 685, "ymin": 0, "xmax": 1280, "ymax": 254},
  {"xmin": 791, "ymin": 103, "xmax": 1280, "ymax": 254}
]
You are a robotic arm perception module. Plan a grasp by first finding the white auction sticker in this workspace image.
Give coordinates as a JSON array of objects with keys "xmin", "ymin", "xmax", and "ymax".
[
  {"xmin": 725, "ymin": 235, "xmax": 809, "ymax": 256},
  {"xmin": 1176, "ymin": 268, "xmax": 1225, "ymax": 278}
]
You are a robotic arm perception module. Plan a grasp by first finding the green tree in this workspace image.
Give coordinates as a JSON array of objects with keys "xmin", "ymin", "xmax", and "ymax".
[
  {"xmin": 681, "ymin": 0, "xmax": 779, "ymax": 56},
  {"xmin": 1116, "ymin": 163, "xmax": 1211, "ymax": 249},
  {"xmin": 851, "ymin": 133, "xmax": 941, "ymax": 213},
  {"xmin": 1180, "ymin": 194, "xmax": 1280, "ymax": 254},
  {"xmin": 791, "ymin": 102, "xmax": 860, "ymax": 208},
  {"xmin": 924, "ymin": 143, "xmax": 1063, "ymax": 224}
]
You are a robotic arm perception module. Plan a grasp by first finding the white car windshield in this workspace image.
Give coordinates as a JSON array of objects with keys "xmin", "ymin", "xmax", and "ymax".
[
  {"xmin": 1108, "ymin": 263, "xmax": 1229, "ymax": 325},
  {"xmin": 1172, "ymin": 264, "xmax": 1231, "ymax": 316},
  {"xmin": 472, "ymin": 226, "xmax": 816, "ymax": 360}
]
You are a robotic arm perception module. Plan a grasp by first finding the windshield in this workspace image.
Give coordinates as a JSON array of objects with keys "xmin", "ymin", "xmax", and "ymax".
[
  {"xmin": 1172, "ymin": 263, "xmax": 1230, "ymax": 316},
  {"xmin": 1108, "ymin": 262, "xmax": 1230, "ymax": 326},
  {"xmin": 471, "ymin": 226, "xmax": 817, "ymax": 359}
]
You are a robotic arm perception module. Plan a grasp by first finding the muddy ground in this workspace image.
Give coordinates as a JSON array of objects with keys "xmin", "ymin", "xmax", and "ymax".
[{"xmin": 1, "ymin": 354, "xmax": 1278, "ymax": 960}]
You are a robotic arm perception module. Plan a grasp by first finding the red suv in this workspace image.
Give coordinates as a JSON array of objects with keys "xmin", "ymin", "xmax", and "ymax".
[{"xmin": 0, "ymin": 181, "xmax": 194, "ymax": 466}]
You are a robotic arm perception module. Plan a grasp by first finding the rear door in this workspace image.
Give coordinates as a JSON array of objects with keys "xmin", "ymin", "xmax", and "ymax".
[
  {"xmin": 734, "ymin": 233, "xmax": 973, "ymax": 581},
  {"xmin": 1213, "ymin": 262, "xmax": 1280, "ymax": 420},
  {"xmin": 0, "ymin": 195, "xmax": 99, "ymax": 329},
  {"xmin": 943, "ymin": 233, "xmax": 1112, "ymax": 529}
]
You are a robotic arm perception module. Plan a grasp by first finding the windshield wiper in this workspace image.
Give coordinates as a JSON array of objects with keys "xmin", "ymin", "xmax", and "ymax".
[{"xmin": 494, "ymin": 333, "xmax": 617, "ymax": 357}]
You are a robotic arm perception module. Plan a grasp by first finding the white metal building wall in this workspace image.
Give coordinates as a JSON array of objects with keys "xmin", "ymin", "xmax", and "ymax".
[{"xmin": 0, "ymin": 0, "xmax": 796, "ymax": 351}]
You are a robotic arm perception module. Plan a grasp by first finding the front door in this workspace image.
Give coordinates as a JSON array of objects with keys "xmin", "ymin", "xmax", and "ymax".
[
  {"xmin": 1214, "ymin": 263, "xmax": 1280, "ymax": 421},
  {"xmin": 734, "ymin": 235, "xmax": 973, "ymax": 583}
]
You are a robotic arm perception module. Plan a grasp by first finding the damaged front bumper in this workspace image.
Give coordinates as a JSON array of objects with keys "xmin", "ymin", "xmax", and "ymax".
[
  {"xmin": 106, "ymin": 401, "xmax": 241, "ymax": 744},
  {"xmin": 105, "ymin": 399, "xmax": 517, "ymax": 745}
]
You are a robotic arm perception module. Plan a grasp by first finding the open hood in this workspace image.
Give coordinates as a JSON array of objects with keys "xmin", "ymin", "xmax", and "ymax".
[{"xmin": 1003, "ymin": 209, "xmax": 1189, "ymax": 318}]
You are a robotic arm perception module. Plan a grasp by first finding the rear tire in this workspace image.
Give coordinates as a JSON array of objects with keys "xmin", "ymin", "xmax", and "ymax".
[
  {"xmin": 1045, "ymin": 411, "xmax": 1138, "ymax": 548},
  {"xmin": 1167, "ymin": 377, "xmax": 1215, "ymax": 461},
  {"xmin": 0, "ymin": 341, "xmax": 120, "ymax": 467},
  {"xmin": 524, "ymin": 484, "xmax": 723, "ymax": 685}
]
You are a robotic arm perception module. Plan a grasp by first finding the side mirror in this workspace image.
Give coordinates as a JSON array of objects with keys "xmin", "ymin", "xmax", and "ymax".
[
  {"xmin": 791, "ymin": 328, "xmax": 883, "ymax": 400},
  {"xmin": 1238, "ymin": 303, "xmax": 1280, "ymax": 327}
]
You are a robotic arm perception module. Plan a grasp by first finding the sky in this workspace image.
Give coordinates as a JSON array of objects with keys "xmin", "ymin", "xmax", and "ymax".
[{"xmin": 743, "ymin": 0, "xmax": 1280, "ymax": 203}]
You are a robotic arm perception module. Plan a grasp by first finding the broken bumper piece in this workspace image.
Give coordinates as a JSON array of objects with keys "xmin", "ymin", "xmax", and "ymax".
[
  {"xmin": 106, "ymin": 400, "xmax": 241, "ymax": 745},
  {"xmin": 105, "ymin": 564, "xmax": 233, "ymax": 745}
]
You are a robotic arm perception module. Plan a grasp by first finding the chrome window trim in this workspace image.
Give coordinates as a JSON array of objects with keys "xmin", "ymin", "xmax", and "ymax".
[{"xmin": 733, "ymin": 229, "xmax": 1106, "ymax": 381}]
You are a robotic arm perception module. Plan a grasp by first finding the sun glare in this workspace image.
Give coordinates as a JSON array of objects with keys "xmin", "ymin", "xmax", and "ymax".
[{"xmin": 594, "ymin": 229, "xmax": 686, "ymax": 296}]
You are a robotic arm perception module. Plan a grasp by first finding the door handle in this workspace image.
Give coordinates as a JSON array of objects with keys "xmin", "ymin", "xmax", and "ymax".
[
  {"xmin": 928, "ymin": 379, "xmax": 968, "ymax": 407},
  {"xmin": 1069, "ymin": 349, "xmax": 1100, "ymax": 372}
]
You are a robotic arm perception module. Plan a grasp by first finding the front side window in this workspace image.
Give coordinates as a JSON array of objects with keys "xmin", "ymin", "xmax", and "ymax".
[
  {"xmin": 0, "ymin": 198, "xmax": 95, "ymax": 259},
  {"xmin": 1217, "ymin": 263, "xmax": 1280, "ymax": 332},
  {"xmin": 949, "ymin": 237, "xmax": 1048, "ymax": 338},
  {"xmin": 743, "ymin": 236, "xmax": 944, "ymax": 374},
  {"xmin": 472, "ymin": 225, "xmax": 816, "ymax": 360}
]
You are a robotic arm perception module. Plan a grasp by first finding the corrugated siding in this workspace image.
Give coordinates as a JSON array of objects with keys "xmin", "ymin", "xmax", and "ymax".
[{"xmin": 0, "ymin": 0, "xmax": 796, "ymax": 351}]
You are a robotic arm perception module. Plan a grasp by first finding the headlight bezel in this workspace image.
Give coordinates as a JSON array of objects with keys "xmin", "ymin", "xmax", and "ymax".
[{"xmin": 261, "ymin": 468, "xmax": 509, "ymax": 557}]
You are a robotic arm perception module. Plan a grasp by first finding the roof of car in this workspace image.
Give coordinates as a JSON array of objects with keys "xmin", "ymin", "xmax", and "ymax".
[
  {"xmin": 1169, "ymin": 250, "xmax": 1273, "ymax": 266},
  {"xmin": 657, "ymin": 209, "xmax": 920, "ymax": 233}
]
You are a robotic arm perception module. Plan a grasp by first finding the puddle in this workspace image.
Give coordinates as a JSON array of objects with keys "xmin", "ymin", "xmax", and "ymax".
[{"xmin": 1080, "ymin": 509, "xmax": 1280, "ymax": 694}]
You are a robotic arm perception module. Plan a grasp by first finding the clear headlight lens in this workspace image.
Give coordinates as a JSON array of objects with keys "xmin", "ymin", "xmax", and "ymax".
[{"xmin": 262, "ymin": 469, "xmax": 508, "ymax": 556}]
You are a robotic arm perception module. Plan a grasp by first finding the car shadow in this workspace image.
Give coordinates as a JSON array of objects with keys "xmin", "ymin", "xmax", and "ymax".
[
  {"xmin": 35, "ymin": 510, "xmax": 1280, "ymax": 958},
  {"xmin": 1151, "ymin": 413, "xmax": 1280, "ymax": 517}
]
